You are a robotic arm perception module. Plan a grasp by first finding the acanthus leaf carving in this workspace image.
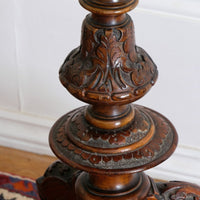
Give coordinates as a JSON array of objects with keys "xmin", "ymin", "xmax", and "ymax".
[{"xmin": 59, "ymin": 15, "xmax": 158, "ymax": 104}]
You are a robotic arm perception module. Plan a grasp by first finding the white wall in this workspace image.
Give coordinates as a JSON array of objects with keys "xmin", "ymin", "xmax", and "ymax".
[{"xmin": 0, "ymin": 0, "xmax": 200, "ymax": 183}]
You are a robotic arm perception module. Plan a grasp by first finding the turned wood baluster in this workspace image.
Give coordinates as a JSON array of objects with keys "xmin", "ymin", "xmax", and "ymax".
[{"xmin": 36, "ymin": 0, "xmax": 200, "ymax": 199}]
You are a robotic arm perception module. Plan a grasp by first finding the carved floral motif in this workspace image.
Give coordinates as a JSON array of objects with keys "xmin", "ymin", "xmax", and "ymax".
[{"xmin": 59, "ymin": 15, "xmax": 158, "ymax": 104}]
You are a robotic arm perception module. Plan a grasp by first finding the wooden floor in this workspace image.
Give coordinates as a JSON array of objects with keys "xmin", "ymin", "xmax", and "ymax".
[{"xmin": 0, "ymin": 146, "xmax": 57, "ymax": 180}]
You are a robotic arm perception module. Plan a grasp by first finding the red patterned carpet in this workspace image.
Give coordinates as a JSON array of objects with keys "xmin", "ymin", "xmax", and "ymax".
[{"xmin": 0, "ymin": 172, "xmax": 40, "ymax": 200}]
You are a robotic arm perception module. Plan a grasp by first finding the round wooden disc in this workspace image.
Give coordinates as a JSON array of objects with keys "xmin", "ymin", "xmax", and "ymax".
[{"xmin": 49, "ymin": 105, "xmax": 178, "ymax": 174}]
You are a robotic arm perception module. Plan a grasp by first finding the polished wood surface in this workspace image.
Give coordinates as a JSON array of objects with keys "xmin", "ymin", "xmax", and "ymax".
[{"xmin": 0, "ymin": 146, "xmax": 56, "ymax": 179}]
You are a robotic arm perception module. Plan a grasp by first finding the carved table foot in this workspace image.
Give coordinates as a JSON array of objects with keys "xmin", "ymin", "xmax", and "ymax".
[
  {"xmin": 36, "ymin": 161, "xmax": 81, "ymax": 200},
  {"xmin": 147, "ymin": 178, "xmax": 200, "ymax": 200}
]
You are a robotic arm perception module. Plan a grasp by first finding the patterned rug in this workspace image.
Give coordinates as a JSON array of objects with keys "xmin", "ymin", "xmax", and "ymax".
[{"xmin": 0, "ymin": 172, "xmax": 40, "ymax": 200}]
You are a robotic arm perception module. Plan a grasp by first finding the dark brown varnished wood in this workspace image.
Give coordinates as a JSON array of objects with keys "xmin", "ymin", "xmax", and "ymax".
[
  {"xmin": 36, "ymin": 161, "xmax": 81, "ymax": 200},
  {"xmin": 37, "ymin": 0, "xmax": 200, "ymax": 199},
  {"xmin": 147, "ymin": 179, "xmax": 200, "ymax": 200}
]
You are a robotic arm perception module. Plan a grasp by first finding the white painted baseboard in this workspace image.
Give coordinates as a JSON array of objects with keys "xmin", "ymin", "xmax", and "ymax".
[
  {"xmin": 0, "ymin": 108, "xmax": 53, "ymax": 155},
  {"xmin": 0, "ymin": 108, "xmax": 199, "ymax": 184}
]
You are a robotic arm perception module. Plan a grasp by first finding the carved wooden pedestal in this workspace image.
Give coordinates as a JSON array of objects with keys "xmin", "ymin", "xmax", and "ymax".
[{"xmin": 36, "ymin": 0, "xmax": 200, "ymax": 199}]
